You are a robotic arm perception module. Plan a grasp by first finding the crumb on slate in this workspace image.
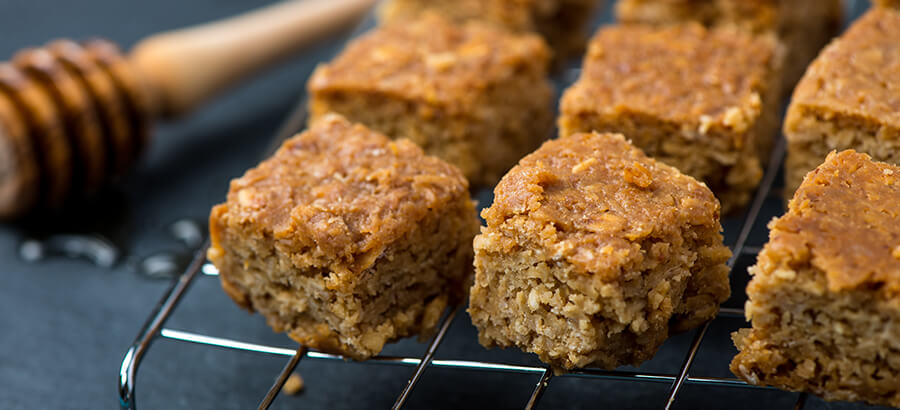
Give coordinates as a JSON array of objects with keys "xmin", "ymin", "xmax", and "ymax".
[{"xmin": 282, "ymin": 373, "xmax": 304, "ymax": 395}]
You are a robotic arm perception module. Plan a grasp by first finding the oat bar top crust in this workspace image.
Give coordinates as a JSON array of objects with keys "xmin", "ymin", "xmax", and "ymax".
[
  {"xmin": 789, "ymin": 8, "xmax": 900, "ymax": 130},
  {"xmin": 775, "ymin": 150, "xmax": 900, "ymax": 297},
  {"xmin": 483, "ymin": 132, "xmax": 721, "ymax": 278},
  {"xmin": 561, "ymin": 24, "xmax": 780, "ymax": 143},
  {"xmin": 616, "ymin": 0, "xmax": 781, "ymax": 32},
  {"xmin": 307, "ymin": 14, "xmax": 550, "ymax": 115},
  {"xmin": 214, "ymin": 114, "xmax": 469, "ymax": 280},
  {"xmin": 381, "ymin": 0, "xmax": 594, "ymax": 32}
]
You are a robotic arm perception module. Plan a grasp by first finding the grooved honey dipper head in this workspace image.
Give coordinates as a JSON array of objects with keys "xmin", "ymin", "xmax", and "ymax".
[
  {"xmin": 0, "ymin": 39, "xmax": 150, "ymax": 219},
  {"xmin": 15, "ymin": 47, "xmax": 108, "ymax": 196},
  {"xmin": 0, "ymin": 90, "xmax": 39, "ymax": 218},
  {"xmin": 47, "ymin": 40, "xmax": 135, "ymax": 177}
]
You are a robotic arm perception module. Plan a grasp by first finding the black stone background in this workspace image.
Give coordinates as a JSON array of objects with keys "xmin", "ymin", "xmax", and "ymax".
[{"xmin": 0, "ymin": 1, "xmax": 888, "ymax": 409}]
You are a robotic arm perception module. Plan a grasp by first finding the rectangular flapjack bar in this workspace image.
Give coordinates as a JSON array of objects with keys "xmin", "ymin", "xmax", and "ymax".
[
  {"xmin": 559, "ymin": 23, "xmax": 783, "ymax": 213},
  {"xmin": 783, "ymin": 7, "xmax": 900, "ymax": 196},
  {"xmin": 732, "ymin": 150, "xmax": 900, "ymax": 408},
  {"xmin": 469, "ymin": 132, "xmax": 731, "ymax": 370},
  {"xmin": 308, "ymin": 13, "xmax": 554, "ymax": 186},
  {"xmin": 377, "ymin": 0, "xmax": 603, "ymax": 61},
  {"xmin": 615, "ymin": 0, "xmax": 842, "ymax": 94},
  {"xmin": 208, "ymin": 114, "xmax": 480, "ymax": 360}
]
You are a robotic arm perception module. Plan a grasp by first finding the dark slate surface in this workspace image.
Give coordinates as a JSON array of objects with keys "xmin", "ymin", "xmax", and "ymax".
[{"xmin": 0, "ymin": 1, "xmax": 887, "ymax": 409}]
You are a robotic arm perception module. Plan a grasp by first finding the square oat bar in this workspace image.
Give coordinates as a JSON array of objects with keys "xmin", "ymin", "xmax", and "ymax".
[
  {"xmin": 468, "ymin": 132, "xmax": 731, "ymax": 370},
  {"xmin": 308, "ymin": 14, "xmax": 554, "ymax": 186},
  {"xmin": 559, "ymin": 23, "xmax": 783, "ymax": 213},
  {"xmin": 378, "ymin": 0, "xmax": 602, "ymax": 61},
  {"xmin": 208, "ymin": 114, "xmax": 480, "ymax": 360},
  {"xmin": 732, "ymin": 150, "xmax": 900, "ymax": 408},
  {"xmin": 615, "ymin": 0, "xmax": 842, "ymax": 93},
  {"xmin": 783, "ymin": 7, "xmax": 900, "ymax": 196}
]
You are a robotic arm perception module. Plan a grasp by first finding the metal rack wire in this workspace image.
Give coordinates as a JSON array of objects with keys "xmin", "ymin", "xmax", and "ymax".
[{"xmin": 118, "ymin": 2, "xmax": 872, "ymax": 408}]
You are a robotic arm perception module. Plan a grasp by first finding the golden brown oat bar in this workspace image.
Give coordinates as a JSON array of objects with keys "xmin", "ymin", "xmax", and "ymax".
[
  {"xmin": 615, "ymin": 0, "xmax": 842, "ymax": 94},
  {"xmin": 468, "ymin": 132, "xmax": 731, "ymax": 370},
  {"xmin": 378, "ymin": 0, "xmax": 603, "ymax": 61},
  {"xmin": 208, "ymin": 114, "xmax": 480, "ymax": 360},
  {"xmin": 308, "ymin": 14, "xmax": 554, "ymax": 187},
  {"xmin": 783, "ymin": 8, "xmax": 900, "ymax": 196},
  {"xmin": 558, "ymin": 24, "xmax": 783, "ymax": 213},
  {"xmin": 732, "ymin": 150, "xmax": 900, "ymax": 408}
]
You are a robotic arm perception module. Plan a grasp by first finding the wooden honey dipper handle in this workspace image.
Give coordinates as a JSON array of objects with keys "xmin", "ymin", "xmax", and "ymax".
[{"xmin": 130, "ymin": 0, "xmax": 376, "ymax": 118}]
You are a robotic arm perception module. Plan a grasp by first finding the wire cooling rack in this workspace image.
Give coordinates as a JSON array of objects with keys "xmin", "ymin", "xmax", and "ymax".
[
  {"xmin": 118, "ymin": 2, "xmax": 872, "ymax": 409},
  {"xmin": 117, "ymin": 114, "xmax": 791, "ymax": 410}
]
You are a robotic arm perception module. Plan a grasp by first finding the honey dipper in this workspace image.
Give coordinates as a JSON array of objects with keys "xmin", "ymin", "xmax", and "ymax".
[{"xmin": 0, "ymin": 0, "xmax": 375, "ymax": 219}]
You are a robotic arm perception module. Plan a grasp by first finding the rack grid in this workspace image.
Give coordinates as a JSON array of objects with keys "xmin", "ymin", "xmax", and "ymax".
[
  {"xmin": 118, "ymin": 2, "xmax": 871, "ymax": 409},
  {"xmin": 118, "ymin": 104, "xmax": 801, "ymax": 410},
  {"xmin": 118, "ymin": 122, "xmax": 794, "ymax": 410}
]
